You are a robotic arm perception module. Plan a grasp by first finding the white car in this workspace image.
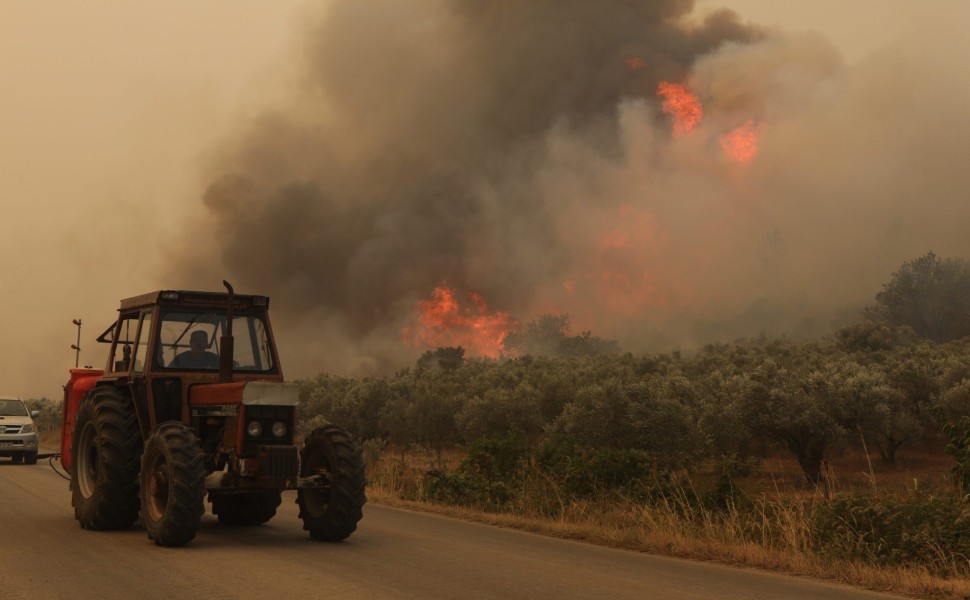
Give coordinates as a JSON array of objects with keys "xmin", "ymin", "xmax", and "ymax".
[{"xmin": 0, "ymin": 396, "xmax": 39, "ymax": 464}]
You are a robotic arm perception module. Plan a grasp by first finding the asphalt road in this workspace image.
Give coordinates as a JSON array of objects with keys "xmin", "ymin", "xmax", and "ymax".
[{"xmin": 0, "ymin": 453, "xmax": 908, "ymax": 600}]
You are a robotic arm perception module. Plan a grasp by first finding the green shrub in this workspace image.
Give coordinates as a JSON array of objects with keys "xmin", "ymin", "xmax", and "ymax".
[
  {"xmin": 422, "ymin": 469, "xmax": 484, "ymax": 505},
  {"xmin": 456, "ymin": 431, "xmax": 530, "ymax": 506},
  {"xmin": 812, "ymin": 492, "xmax": 970, "ymax": 575},
  {"xmin": 420, "ymin": 432, "xmax": 530, "ymax": 507},
  {"xmin": 700, "ymin": 462, "xmax": 751, "ymax": 513},
  {"xmin": 535, "ymin": 436, "xmax": 654, "ymax": 499},
  {"xmin": 942, "ymin": 415, "xmax": 970, "ymax": 492},
  {"xmin": 464, "ymin": 431, "xmax": 529, "ymax": 484}
]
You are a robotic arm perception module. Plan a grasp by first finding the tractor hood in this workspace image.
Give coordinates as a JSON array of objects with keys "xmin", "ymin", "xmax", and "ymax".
[{"xmin": 189, "ymin": 381, "xmax": 300, "ymax": 407}]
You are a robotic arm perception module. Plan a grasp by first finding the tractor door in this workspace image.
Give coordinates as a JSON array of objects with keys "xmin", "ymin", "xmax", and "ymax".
[{"xmin": 117, "ymin": 309, "xmax": 155, "ymax": 439}]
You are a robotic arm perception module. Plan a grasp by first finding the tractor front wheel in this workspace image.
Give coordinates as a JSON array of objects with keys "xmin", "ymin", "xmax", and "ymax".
[
  {"xmin": 140, "ymin": 422, "xmax": 206, "ymax": 547},
  {"xmin": 209, "ymin": 491, "xmax": 282, "ymax": 526},
  {"xmin": 296, "ymin": 424, "xmax": 366, "ymax": 541}
]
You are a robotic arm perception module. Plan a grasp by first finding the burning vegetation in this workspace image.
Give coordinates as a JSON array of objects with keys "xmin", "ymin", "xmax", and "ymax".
[{"xmin": 402, "ymin": 285, "xmax": 514, "ymax": 358}]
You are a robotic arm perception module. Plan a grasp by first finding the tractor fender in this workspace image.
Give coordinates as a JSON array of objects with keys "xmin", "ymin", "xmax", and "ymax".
[{"xmin": 60, "ymin": 368, "xmax": 105, "ymax": 472}]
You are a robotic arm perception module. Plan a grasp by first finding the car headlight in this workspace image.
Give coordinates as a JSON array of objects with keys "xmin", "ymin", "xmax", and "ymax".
[
  {"xmin": 246, "ymin": 421, "xmax": 263, "ymax": 437},
  {"xmin": 271, "ymin": 421, "xmax": 287, "ymax": 438},
  {"xmin": 22, "ymin": 424, "xmax": 34, "ymax": 434}
]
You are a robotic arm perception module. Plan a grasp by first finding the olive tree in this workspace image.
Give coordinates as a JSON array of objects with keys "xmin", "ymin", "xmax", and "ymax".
[
  {"xmin": 826, "ymin": 361, "xmax": 913, "ymax": 465},
  {"xmin": 744, "ymin": 358, "xmax": 846, "ymax": 487},
  {"xmin": 871, "ymin": 252, "xmax": 970, "ymax": 342},
  {"xmin": 549, "ymin": 377, "xmax": 638, "ymax": 448},
  {"xmin": 455, "ymin": 384, "xmax": 544, "ymax": 442}
]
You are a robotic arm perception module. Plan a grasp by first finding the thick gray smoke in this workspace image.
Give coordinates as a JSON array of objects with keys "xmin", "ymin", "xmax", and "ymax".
[{"xmin": 169, "ymin": 0, "xmax": 970, "ymax": 376}]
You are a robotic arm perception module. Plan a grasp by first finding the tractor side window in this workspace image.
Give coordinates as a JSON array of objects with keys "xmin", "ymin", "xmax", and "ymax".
[
  {"xmin": 109, "ymin": 315, "xmax": 139, "ymax": 373},
  {"xmin": 131, "ymin": 312, "xmax": 153, "ymax": 373},
  {"xmin": 230, "ymin": 315, "xmax": 274, "ymax": 371}
]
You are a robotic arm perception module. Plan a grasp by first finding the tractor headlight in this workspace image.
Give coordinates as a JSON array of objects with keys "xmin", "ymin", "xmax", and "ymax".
[
  {"xmin": 271, "ymin": 421, "xmax": 287, "ymax": 438},
  {"xmin": 246, "ymin": 421, "xmax": 263, "ymax": 437}
]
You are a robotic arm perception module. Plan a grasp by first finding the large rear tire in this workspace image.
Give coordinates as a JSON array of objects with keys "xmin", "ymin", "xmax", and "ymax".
[
  {"xmin": 71, "ymin": 387, "xmax": 142, "ymax": 530},
  {"xmin": 209, "ymin": 491, "xmax": 282, "ymax": 526},
  {"xmin": 296, "ymin": 424, "xmax": 366, "ymax": 541},
  {"xmin": 140, "ymin": 422, "xmax": 206, "ymax": 547}
]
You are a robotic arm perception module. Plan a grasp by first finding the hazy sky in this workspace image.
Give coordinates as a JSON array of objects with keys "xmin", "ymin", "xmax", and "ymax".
[
  {"xmin": 2, "ymin": 1, "xmax": 968, "ymax": 400},
  {"xmin": 2, "ymin": 1, "xmax": 306, "ymax": 399}
]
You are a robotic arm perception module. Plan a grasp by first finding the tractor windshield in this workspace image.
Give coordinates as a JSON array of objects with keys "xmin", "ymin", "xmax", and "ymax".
[{"xmin": 157, "ymin": 310, "xmax": 275, "ymax": 372}]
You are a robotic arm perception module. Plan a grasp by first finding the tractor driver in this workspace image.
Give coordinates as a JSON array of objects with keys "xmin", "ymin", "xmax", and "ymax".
[{"xmin": 169, "ymin": 330, "xmax": 220, "ymax": 369}]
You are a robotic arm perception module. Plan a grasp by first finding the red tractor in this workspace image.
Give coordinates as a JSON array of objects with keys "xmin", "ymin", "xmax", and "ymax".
[{"xmin": 60, "ymin": 284, "xmax": 366, "ymax": 546}]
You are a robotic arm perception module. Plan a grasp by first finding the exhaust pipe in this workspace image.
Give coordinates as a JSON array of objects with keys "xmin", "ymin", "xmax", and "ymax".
[{"xmin": 220, "ymin": 280, "xmax": 235, "ymax": 383}]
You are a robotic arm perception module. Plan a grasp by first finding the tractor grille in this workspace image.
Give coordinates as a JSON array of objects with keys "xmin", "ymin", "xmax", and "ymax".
[{"xmin": 257, "ymin": 445, "xmax": 298, "ymax": 488}]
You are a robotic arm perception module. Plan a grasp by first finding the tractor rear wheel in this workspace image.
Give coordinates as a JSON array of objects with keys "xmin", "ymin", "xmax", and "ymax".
[
  {"xmin": 140, "ymin": 422, "xmax": 206, "ymax": 547},
  {"xmin": 296, "ymin": 424, "xmax": 366, "ymax": 541},
  {"xmin": 209, "ymin": 491, "xmax": 282, "ymax": 526},
  {"xmin": 71, "ymin": 387, "xmax": 141, "ymax": 530}
]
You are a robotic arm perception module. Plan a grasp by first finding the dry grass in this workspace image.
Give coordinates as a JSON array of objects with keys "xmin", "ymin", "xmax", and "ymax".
[{"xmin": 366, "ymin": 446, "xmax": 970, "ymax": 600}]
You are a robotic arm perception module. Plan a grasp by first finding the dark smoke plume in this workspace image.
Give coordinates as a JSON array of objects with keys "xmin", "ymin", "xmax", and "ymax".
[{"xmin": 169, "ymin": 0, "xmax": 970, "ymax": 375}]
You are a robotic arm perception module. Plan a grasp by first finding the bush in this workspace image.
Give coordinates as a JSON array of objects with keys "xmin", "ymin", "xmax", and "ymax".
[
  {"xmin": 700, "ymin": 462, "xmax": 751, "ymax": 512},
  {"xmin": 464, "ymin": 430, "xmax": 530, "ymax": 483},
  {"xmin": 422, "ymin": 431, "xmax": 531, "ymax": 507},
  {"xmin": 942, "ymin": 415, "xmax": 970, "ymax": 492},
  {"xmin": 535, "ymin": 436, "xmax": 654, "ymax": 499},
  {"xmin": 813, "ymin": 492, "xmax": 970, "ymax": 574},
  {"xmin": 422, "ymin": 469, "xmax": 485, "ymax": 506}
]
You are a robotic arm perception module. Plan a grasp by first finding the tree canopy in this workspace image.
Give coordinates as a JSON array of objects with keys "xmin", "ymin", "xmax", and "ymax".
[{"xmin": 871, "ymin": 252, "xmax": 970, "ymax": 343}]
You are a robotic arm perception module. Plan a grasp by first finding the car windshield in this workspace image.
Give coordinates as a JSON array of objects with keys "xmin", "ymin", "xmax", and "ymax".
[
  {"xmin": 157, "ymin": 310, "xmax": 275, "ymax": 372},
  {"xmin": 0, "ymin": 399, "xmax": 27, "ymax": 417}
]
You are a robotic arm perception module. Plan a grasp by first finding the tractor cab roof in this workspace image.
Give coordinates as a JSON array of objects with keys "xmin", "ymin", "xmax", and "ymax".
[{"xmin": 119, "ymin": 290, "xmax": 270, "ymax": 312}]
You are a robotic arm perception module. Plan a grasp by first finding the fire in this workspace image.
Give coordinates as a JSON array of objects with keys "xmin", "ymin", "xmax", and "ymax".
[
  {"xmin": 720, "ymin": 119, "xmax": 762, "ymax": 163},
  {"xmin": 402, "ymin": 285, "xmax": 514, "ymax": 357},
  {"xmin": 657, "ymin": 82, "xmax": 702, "ymax": 135},
  {"xmin": 656, "ymin": 81, "xmax": 764, "ymax": 163}
]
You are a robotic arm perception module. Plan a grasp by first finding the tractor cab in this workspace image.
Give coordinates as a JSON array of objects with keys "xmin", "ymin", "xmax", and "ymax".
[{"xmin": 105, "ymin": 289, "xmax": 280, "ymax": 378}]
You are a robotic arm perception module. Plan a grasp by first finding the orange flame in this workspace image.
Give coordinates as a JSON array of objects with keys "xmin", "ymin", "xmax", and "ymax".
[
  {"xmin": 657, "ymin": 82, "xmax": 702, "ymax": 135},
  {"xmin": 402, "ymin": 285, "xmax": 514, "ymax": 357},
  {"xmin": 720, "ymin": 119, "xmax": 762, "ymax": 163}
]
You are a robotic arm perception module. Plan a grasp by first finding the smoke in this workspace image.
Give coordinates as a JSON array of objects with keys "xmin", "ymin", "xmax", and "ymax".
[{"xmin": 168, "ymin": 0, "xmax": 970, "ymax": 375}]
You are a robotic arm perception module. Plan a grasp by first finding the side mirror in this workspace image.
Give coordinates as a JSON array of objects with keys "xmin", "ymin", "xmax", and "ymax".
[{"xmin": 30, "ymin": 410, "xmax": 40, "ymax": 418}]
